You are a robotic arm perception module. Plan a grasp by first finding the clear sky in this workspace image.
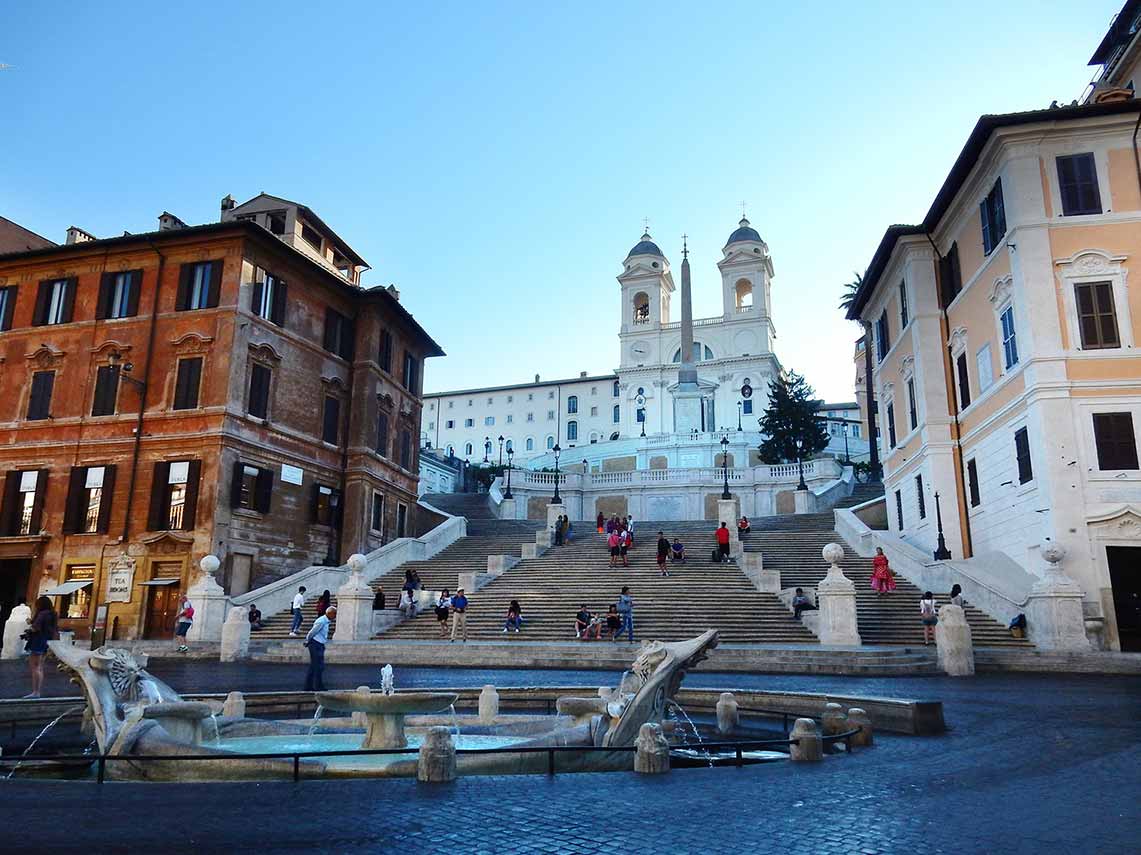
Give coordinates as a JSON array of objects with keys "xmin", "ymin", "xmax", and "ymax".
[{"xmin": 0, "ymin": 1, "xmax": 1120, "ymax": 401}]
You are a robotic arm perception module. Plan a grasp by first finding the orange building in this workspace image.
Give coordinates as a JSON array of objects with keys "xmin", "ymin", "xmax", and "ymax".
[{"xmin": 0, "ymin": 199, "xmax": 441, "ymax": 643}]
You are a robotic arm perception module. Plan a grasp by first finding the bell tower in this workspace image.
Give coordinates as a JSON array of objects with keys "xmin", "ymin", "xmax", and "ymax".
[
  {"xmin": 717, "ymin": 216, "xmax": 776, "ymax": 354},
  {"xmin": 617, "ymin": 230, "xmax": 673, "ymax": 335}
]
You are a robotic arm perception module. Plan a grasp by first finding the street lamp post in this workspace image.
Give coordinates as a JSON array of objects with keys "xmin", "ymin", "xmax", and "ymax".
[
  {"xmin": 737, "ymin": 401, "xmax": 742, "ymax": 431},
  {"xmin": 842, "ymin": 422, "xmax": 851, "ymax": 465},
  {"xmin": 551, "ymin": 443, "xmax": 562, "ymax": 504},
  {"xmin": 932, "ymin": 491, "xmax": 952, "ymax": 560},
  {"xmin": 796, "ymin": 438, "xmax": 807, "ymax": 491},
  {"xmin": 720, "ymin": 434, "xmax": 731, "ymax": 500},
  {"xmin": 504, "ymin": 447, "xmax": 514, "ymax": 499},
  {"xmin": 483, "ymin": 436, "xmax": 491, "ymax": 464},
  {"xmin": 497, "ymin": 435, "xmax": 504, "ymax": 468}
]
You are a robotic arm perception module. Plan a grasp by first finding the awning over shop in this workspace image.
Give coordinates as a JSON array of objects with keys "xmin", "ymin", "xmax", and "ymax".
[
  {"xmin": 41, "ymin": 580, "xmax": 93, "ymax": 597},
  {"xmin": 138, "ymin": 578, "xmax": 180, "ymax": 586}
]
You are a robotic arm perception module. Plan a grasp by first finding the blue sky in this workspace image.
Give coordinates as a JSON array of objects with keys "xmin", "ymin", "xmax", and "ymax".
[{"xmin": 0, "ymin": 1, "xmax": 1120, "ymax": 401}]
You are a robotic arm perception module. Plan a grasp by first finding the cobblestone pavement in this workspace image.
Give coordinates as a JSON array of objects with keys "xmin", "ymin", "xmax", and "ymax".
[{"xmin": 2, "ymin": 666, "xmax": 1140, "ymax": 853}]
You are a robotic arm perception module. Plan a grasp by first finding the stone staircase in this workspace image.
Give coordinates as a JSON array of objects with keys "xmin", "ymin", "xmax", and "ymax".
[{"xmin": 421, "ymin": 492, "xmax": 496, "ymax": 519}]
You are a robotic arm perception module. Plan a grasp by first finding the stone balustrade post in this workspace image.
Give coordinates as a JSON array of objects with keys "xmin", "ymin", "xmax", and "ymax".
[
  {"xmin": 789, "ymin": 718, "xmax": 822, "ymax": 762},
  {"xmin": 219, "ymin": 606, "xmax": 251, "ymax": 662},
  {"xmin": 935, "ymin": 604, "xmax": 975, "ymax": 676},
  {"xmin": 186, "ymin": 555, "xmax": 227, "ymax": 643},
  {"xmin": 716, "ymin": 692, "xmax": 739, "ymax": 734},
  {"xmin": 821, "ymin": 702, "xmax": 848, "ymax": 736},
  {"xmin": 1025, "ymin": 544, "xmax": 1091, "ymax": 651},
  {"xmin": 815, "ymin": 544, "xmax": 861, "ymax": 646},
  {"xmin": 479, "ymin": 685, "xmax": 499, "ymax": 723},
  {"xmin": 847, "ymin": 708, "xmax": 874, "ymax": 747},
  {"xmin": 634, "ymin": 722, "xmax": 670, "ymax": 774},
  {"xmin": 417, "ymin": 726, "xmax": 457, "ymax": 783},
  {"xmin": 332, "ymin": 554, "xmax": 374, "ymax": 643}
]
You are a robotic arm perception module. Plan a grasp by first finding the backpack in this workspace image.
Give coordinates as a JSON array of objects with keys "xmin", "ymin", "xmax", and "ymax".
[
  {"xmin": 711, "ymin": 548, "xmax": 722, "ymax": 563},
  {"xmin": 183, "ymin": 605, "xmax": 195, "ymax": 620}
]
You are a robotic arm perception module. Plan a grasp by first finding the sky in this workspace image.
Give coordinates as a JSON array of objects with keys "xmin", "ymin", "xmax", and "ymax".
[{"xmin": 0, "ymin": 1, "xmax": 1121, "ymax": 402}]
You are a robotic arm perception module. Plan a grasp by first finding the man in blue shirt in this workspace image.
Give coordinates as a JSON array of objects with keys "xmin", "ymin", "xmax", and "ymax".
[
  {"xmin": 304, "ymin": 606, "xmax": 336, "ymax": 691},
  {"xmin": 450, "ymin": 588, "xmax": 468, "ymax": 642}
]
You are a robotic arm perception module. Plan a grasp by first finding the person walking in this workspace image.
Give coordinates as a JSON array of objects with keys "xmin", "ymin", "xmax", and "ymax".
[
  {"xmin": 22, "ymin": 596, "xmax": 58, "ymax": 698},
  {"xmin": 289, "ymin": 586, "xmax": 307, "ymax": 636},
  {"xmin": 450, "ymin": 588, "xmax": 469, "ymax": 642},
  {"xmin": 316, "ymin": 589, "xmax": 332, "ymax": 617},
  {"xmin": 435, "ymin": 589, "xmax": 452, "ymax": 638},
  {"xmin": 920, "ymin": 592, "xmax": 939, "ymax": 645},
  {"xmin": 554, "ymin": 515, "xmax": 565, "ymax": 546},
  {"xmin": 626, "ymin": 515, "xmax": 635, "ymax": 546},
  {"xmin": 870, "ymin": 547, "xmax": 896, "ymax": 595},
  {"xmin": 949, "ymin": 584, "xmax": 965, "ymax": 607},
  {"xmin": 617, "ymin": 586, "xmax": 634, "ymax": 643},
  {"xmin": 619, "ymin": 527, "xmax": 631, "ymax": 567},
  {"xmin": 304, "ymin": 606, "xmax": 336, "ymax": 691},
  {"xmin": 608, "ymin": 529, "xmax": 621, "ymax": 568},
  {"xmin": 656, "ymin": 531, "xmax": 671, "ymax": 577},
  {"xmin": 565, "ymin": 518, "xmax": 574, "ymax": 543},
  {"xmin": 596, "ymin": 512, "xmax": 605, "ymax": 534},
  {"xmin": 715, "ymin": 522, "xmax": 731, "ymax": 563},
  {"xmin": 174, "ymin": 594, "xmax": 194, "ymax": 652}
]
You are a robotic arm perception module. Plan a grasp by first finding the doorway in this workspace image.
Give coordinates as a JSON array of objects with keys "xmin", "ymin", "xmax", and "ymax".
[
  {"xmin": 0, "ymin": 559, "xmax": 32, "ymax": 652},
  {"xmin": 1108, "ymin": 546, "xmax": 1141, "ymax": 652},
  {"xmin": 143, "ymin": 582, "xmax": 181, "ymax": 639}
]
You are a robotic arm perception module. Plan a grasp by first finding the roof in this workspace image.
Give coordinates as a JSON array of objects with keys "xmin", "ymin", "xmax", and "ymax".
[
  {"xmin": 846, "ymin": 99, "xmax": 1141, "ymax": 319},
  {"xmin": 232, "ymin": 193, "xmax": 370, "ymax": 268},
  {"xmin": 820, "ymin": 401, "xmax": 858, "ymax": 410},
  {"xmin": 1090, "ymin": 0, "xmax": 1141, "ymax": 65},
  {"xmin": 725, "ymin": 217, "xmax": 761, "ymax": 246},
  {"xmin": 424, "ymin": 372, "xmax": 618, "ymax": 399},
  {"xmin": 626, "ymin": 231, "xmax": 664, "ymax": 258},
  {"xmin": 0, "ymin": 215, "xmax": 54, "ymax": 253},
  {"xmin": 0, "ymin": 219, "xmax": 443, "ymax": 357}
]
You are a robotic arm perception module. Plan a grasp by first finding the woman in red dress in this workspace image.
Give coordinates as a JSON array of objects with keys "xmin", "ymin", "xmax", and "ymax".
[{"xmin": 870, "ymin": 547, "xmax": 896, "ymax": 594}]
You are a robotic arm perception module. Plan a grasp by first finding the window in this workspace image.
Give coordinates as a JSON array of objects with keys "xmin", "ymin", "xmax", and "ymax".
[
  {"xmin": 267, "ymin": 210, "xmax": 286, "ymax": 235},
  {"xmin": 464, "ymin": 418, "xmax": 474, "ymax": 428},
  {"xmin": 322, "ymin": 396, "xmax": 341, "ymax": 444},
  {"xmin": 671, "ymin": 343, "xmax": 715, "ymax": 362},
  {"xmin": 427, "ymin": 421, "xmax": 435, "ymax": 430},
  {"xmin": 0, "ymin": 285, "xmax": 16, "ymax": 331},
  {"xmin": 980, "ymin": 178, "xmax": 1006, "ymax": 256},
  {"xmin": 546, "ymin": 435, "xmax": 555, "ymax": 450},
  {"xmin": 525, "ymin": 437, "xmax": 534, "ymax": 451},
  {"xmin": 976, "ymin": 344, "xmax": 994, "ymax": 393},
  {"xmin": 92, "ymin": 365, "xmax": 120, "ymax": 416},
  {"xmin": 613, "ymin": 381, "xmax": 620, "ymax": 397},
  {"xmin": 27, "ymin": 371, "xmax": 54, "ymax": 420},
  {"xmin": 251, "ymin": 272, "xmax": 287, "ymax": 326},
  {"xmin": 589, "ymin": 406, "xmax": 598, "ymax": 417},
  {"xmin": 248, "ymin": 363, "xmax": 271, "ymax": 419},
  {"xmin": 173, "ymin": 358, "xmax": 202, "ymax": 410},
  {"xmin": 396, "ymin": 503, "xmax": 407, "ymax": 538},
  {"xmin": 939, "ymin": 242, "xmax": 963, "ymax": 307},
  {"xmin": 371, "ymin": 492, "xmax": 385, "ymax": 534},
  {"xmin": 886, "ymin": 402, "xmax": 897, "ymax": 448},
  {"xmin": 484, "ymin": 416, "xmax": 495, "ymax": 426},
  {"xmin": 956, "ymin": 353, "xmax": 971, "ymax": 410},
  {"xmin": 915, "ymin": 474, "xmax": 926, "ymax": 520},
  {"xmin": 147, "ymin": 460, "xmax": 201, "ymax": 531},
  {"xmin": 505, "ymin": 439, "xmax": 513, "ymax": 452},
  {"xmin": 59, "ymin": 565, "xmax": 95, "ymax": 619},
  {"xmin": 445, "ymin": 419, "xmax": 455, "ymax": 429},
  {"xmin": 567, "ymin": 396, "xmax": 578, "ymax": 414},
  {"xmin": 64, "ymin": 465, "xmax": 115, "ymax": 534},
  {"xmin": 507, "ymin": 395, "xmax": 514, "ymax": 403},
  {"xmin": 548, "ymin": 391, "xmax": 554, "ymax": 399},
  {"xmin": 1057, "ymin": 153, "xmax": 1102, "ymax": 216},
  {"xmin": 1093, "ymin": 412, "xmax": 1139, "ymax": 470},
  {"xmin": 906, "ymin": 379, "xmax": 917, "ymax": 431},
  {"xmin": 1075, "ymin": 282, "xmax": 1120, "ymax": 349},
  {"xmin": 636, "ymin": 408, "xmax": 646, "ymax": 423},
  {"xmin": 176, "ymin": 261, "xmax": 221, "ymax": 311},
  {"xmin": 464, "ymin": 442, "xmax": 473, "ymax": 455},
  {"xmin": 487, "ymin": 397, "xmax": 493, "ymax": 405},
  {"xmin": 300, "ymin": 222, "xmax": 323, "ymax": 251},
  {"xmin": 589, "ymin": 388, "xmax": 596, "ymax": 396},
  {"xmin": 1013, "ymin": 427, "xmax": 1033, "ymax": 484},
  {"xmin": 2, "ymin": 470, "xmax": 46, "ymax": 535},
  {"xmin": 323, "ymin": 309, "xmax": 355, "ymax": 360},
  {"xmin": 547, "ymin": 410, "xmax": 555, "ymax": 420},
  {"xmin": 895, "ymin": 490, "xmax": 904, "ymax": 530},
  {"xmin": 743, "ymin": 399, "xmax": 753, "ymax": 415},
  {"xmin": 230, "ymin": 462, "xmax": 273, "ymax": 513},
  {"xmin": 567, "ymin": 420, "xmax": 578, "ymax": 441},
  {"xmin": 506, "ymin": 414, "xmax": 513, "ymax": 424},
  {"xmin": 852, "ymin": 424, "xmax": 860, "ymax": 438},
  {"xmin": 875, "ymin": 312, "xmax": 890, "ymax": 362},
  {"xmin": 527, "ymin": 413, "xmax": 534, "ymax": 422},
  {"xmin": 400, "ymin": 430, "xmax": 412, "ymax": 469},
  {"xmin": 97, "ymin": 270, "xmax": 140, "ymax": 320},
  {"xmin": 613, "ymin": 405, "xmax": 620, "ymax": 423},
  {"xmin": 1000, "ymin": 306, "xmax": 1019, "ymax": 369},
  {"xmin": 377, "ymin": 412, "xmax": 390, "ymax": 456},
  {"xmin": 378, "ymin": 330, "xmax": 393, "ymax": 372},
  {"xmin": 967, "ymin": 458, "xmax": 981, "ymax": 507},
  {"xmin": 448, "ymin": 400, "xmax": 453, "ymax": 409},
  {"xmin": 33, "ymin": 277, "xmax": 75, "ymax": 326},
  {"xmin": 528, "ymin": 393, "xmax": 534, "ymax": 401},
  {"xmin": 402, "ymin": 352, "xmax": 419, "ymax": 391},
  {"xmin": 312, "ymin": 484, "xmax": 341, "ymax": 527},
  {"xmin": 899, "ymin": 280, "xmax": 909, "ymax": 328}
]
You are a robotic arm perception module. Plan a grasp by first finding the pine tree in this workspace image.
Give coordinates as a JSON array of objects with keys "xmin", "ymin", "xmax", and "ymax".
[{"xmin": 757, "ymin": 371, "xmax": 830, "ymax": 464}]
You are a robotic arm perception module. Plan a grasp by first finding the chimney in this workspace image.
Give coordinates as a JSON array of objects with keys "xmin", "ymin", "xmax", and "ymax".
[
  {"xmin": 385, "ymin": 284, "xmax": 401, "ymax": 302},
  {"xmin": 157, "ymin": 212, "xmax": 188, "ymax": 232},
  {"xmin": 220, "ymin": 194, "xmax": 236, "ymax": 219},
  {"xmin": 579, "ymin": 371, "xmax": 587, "ymax": 377},
  {"xmin": 65, "ymin": 226, "xmax": 96, "ymax": 245}
]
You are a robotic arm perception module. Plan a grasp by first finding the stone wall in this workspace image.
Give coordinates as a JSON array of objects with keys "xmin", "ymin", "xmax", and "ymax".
[
  {"xmin": 602, "ymin": 456, "xmax": 637, "ymax": 472},
  {"xmin": 596, "ymin": 495, "xmax": 629, "ymax": 518},
  {"xmin": 649, "ymin": 455, "xmax": 668, "ymax": 469}
]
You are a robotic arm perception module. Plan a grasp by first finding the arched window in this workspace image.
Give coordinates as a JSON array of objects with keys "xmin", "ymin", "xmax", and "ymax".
[
  {"xmin": 567, "ymin": 420, "xmax": 578, "ymax": 441},
  {"xmin": 671, "ymin": 342, "xmax": 714, "ymax": 362},
  {"xmin": 505, "ymin": 439, "xmax": 513, "ymax": 452},
  {"xmin": 613, "ymin": 404, "xmax": 620, "ymax": 423},
  {"xmin": 612, "ymin": 380, "xmax": 620, "ymax": 397},
  {"xmin": 464, "ymin": 442, "xmax": 473, "ymax": 456},
  {"xmin": 525, "ymin": 437, "xmax": 534, "ymax": 451},
  {"xmin": 446, "ymin": 445, "xmax": 455, "ymax": 457},
  {"xmin": 546, "ymin": 435, "xmax": 555, "ymax": 450},
  {"xmin": 632, "ymin": 291, "xmax": 650, "ymax": 324},
  {"xmin": 589, "ymin": 432, "xmax": 598, "ymax": 443},
  {"xmin": 567, "ymin": 395, "xmax": 578, "ymax": 414},
  {"xmin": 735, "ymin": 278, "xmax": 753, "ymax": 310}
]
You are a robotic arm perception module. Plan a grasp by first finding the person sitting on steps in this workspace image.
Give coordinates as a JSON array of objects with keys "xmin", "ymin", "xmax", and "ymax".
[
  {"xmin": 791, "ymin": 588, "xmax": 816, "ymax": 620},
  {"xmin": 604, "ymin": 604, "xmax": 621, "ymax": 641},
  {"xmin": 503, "ymin": 599, "xmax": 522, "ymax": 633},
  {"xmin": 671, "ymin": 537, "xmax": 686, "ymax": 562},
  {"xmin": 575, "ymin": 605, "xmax": 600, "ymax": 640},
  {"xmin": 738, "ymin": 516, "xmax": 751, "ymax": 534}
]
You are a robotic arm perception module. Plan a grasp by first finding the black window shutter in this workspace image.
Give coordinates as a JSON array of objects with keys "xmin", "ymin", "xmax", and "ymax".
[
  {"xmin": 92, "ymin": 365, "xmax": 119, "ymax": 416},
  {"xmin": 0, "ymin": 471, "xmax": 18, "ymax": 535},
  {"xmin": 174, "ymin": 358, "xmax": 202, "ymax": 410},
  {"xmin": 147, "ymin": 461, "xmax": 171, "ymax": 531},
  {"xmin": 254, "ymin": 467, "xmax": 274, "ymax": 513},
  {"xmin": 248, "ymin": 364, "xmax": 270, "ymax": 418},
  {"xmin": 271, "ymin": 280, "xmax": 287, "ymax": 326},
  {"xmin": 28, "ymin": 469, "xmax": 49, "ymax": 533},
  {"xmin": 230, "ymin": 460, "xmax": 246, "ymax": 508},
  {"xmin": 32, "ymin": 280, "xmax": 51, "ymax": 326},
  {"xmin": 96, "ymin": 273, "xmax": 113, "ymax": 320},
  {"xmin": 967, "ymin": 459, "xmax": 980, "ymax": 506},
  {"xmin": 377, "ymin": 412, "xmax": 389, "ymax": 455},
  {"xmin": 176, "ymin": 263, "xmax": 193, "ymax": 311},
  {"xmin": 96, "ymin": 464, "xmax": 116, "ymax": 534},
  {"xmin": 331, "ymin": 488, "xmax": 343, "ymax": 529},
  {"xmin": 206, "ymin": 260, "xmax": 223, "ymax": 308},
  {"xmin": 310, "ymin": 483, "xmax": 321, "ymax": 522},
  {"xmin": 126, "ymin": 271, "xmax": 141, "ymax": 317},
  {"xmin": 323, "ymin": 396, "xmax": 340, "ymax": 444},
  {"xmin": 62, "ymin": 466, "xmax": 87, "ymax": 534},
  {"xmin": 956, "ymin": 353, "xmax": 971, "ymax": 409},
  {"xmin": 0, "ymin": 286, "xmax": 16, "ymax": 331},
  {"xmin": 59, "ymin": 277, "xmax": 77, "ymax": 323},
  {"xmin": 181, "ymin": 460, "xmax": 202, "ymax": 530},
  {"xmin": 28, "ymin": 372, "xmax": 54, "ymax": 420},
  {"xmin": 251, "ymin": 279, "xmax": 264, "ymax": 318},
  {"xmin": 343, "ymin": 319, "xmax": 356, "ymax": 360}
]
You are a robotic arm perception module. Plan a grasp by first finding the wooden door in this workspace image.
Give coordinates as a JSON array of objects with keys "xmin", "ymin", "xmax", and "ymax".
[{"xmin": 143, "ymin": 584, "xmax": 180, "ymax": 639}]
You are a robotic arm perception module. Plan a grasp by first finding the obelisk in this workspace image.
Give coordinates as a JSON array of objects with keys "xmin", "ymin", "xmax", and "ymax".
[{"xmin": 673, "ymin": 236, "xmax": 704, "ymax": 432}]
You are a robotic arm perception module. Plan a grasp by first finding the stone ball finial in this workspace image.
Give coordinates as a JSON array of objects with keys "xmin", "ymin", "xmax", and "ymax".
[
  {"xmin": 347, "ymin": 553, "xmax": 367, "ymax": 574},
  {"xmin": 822, "ymin": 543, "xmax": 844, "ymax": 565},
  {"xmin": 1042, "ymin": 543, "xmax": 1066, "ymax": 566},
  {"xmin": 200, "ymin": 554, "xmax": 221, "ymax": 575}
]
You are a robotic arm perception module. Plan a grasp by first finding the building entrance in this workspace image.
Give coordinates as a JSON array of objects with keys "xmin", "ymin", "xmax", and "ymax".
[
  {"xmin": 1108, "ymin": 546, "xmax": 1141, "ymax": 652},
  {"xmin": 0, "ymin": 559, "xmax": 31, "ymax": 652},
  {"xmin": 143, "ymin": 581, "xmax": 181, "ymax": 640}
]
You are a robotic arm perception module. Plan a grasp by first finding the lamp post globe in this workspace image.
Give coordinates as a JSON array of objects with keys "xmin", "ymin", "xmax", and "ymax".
[{"xmin": 551, "ymin": 443, "xmax": 562, "ymax": 504}]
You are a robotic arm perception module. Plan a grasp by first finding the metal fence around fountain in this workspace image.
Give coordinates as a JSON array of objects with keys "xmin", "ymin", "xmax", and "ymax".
[{"xmin": 7, "ymin": 728, "xmax": 863, "ymax": 783}]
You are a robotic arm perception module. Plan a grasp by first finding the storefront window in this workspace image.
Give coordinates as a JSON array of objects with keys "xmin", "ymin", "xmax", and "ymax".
[{"xmin": 61, "ymin": 565, "xmax": 95, "ymax": 619}]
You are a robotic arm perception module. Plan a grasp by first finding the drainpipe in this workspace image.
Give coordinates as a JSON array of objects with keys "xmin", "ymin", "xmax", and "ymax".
[
  {"xmin": 925, "ymin": 231, "xmax": 974, "ymax": 559},
  {"xmin": 121, "ymin": 242, "xmax": 165, "ymax": 543},
  {"xmin": 1132, "ymin": 110, "xmax": 1141, "ymax": 201}
]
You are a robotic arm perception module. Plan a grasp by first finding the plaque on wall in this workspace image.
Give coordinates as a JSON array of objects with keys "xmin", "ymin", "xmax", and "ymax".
[
  {"xmin": 281, "ymin": 464, "xmax": 304, "ymax": 485},
  {"xmin": 105, "ymin": 553, "xmax": 136, "ymax": 603}
]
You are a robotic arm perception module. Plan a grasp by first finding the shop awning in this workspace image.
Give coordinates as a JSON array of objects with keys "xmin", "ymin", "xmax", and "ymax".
[
  {"xmin": 138, "ymin": 578, "xmax": 180, "ymax": 586},
  {"xmin": 42, "ymin": 580, "xmax": 93, "ymax": 597}
]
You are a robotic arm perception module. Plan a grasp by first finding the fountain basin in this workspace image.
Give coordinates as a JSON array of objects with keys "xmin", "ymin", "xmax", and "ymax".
[
  {"xmin": 314, "ymin": 691, "xmax": 459, "ymax": 749},
  {"xmin": 141, "ymin": 701, "xmax": 215, "ymax": 746}
]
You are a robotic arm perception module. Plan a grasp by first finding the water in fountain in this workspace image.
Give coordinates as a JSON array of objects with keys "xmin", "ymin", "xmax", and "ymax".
[
  {"xmin": 448, "ymin": 704, "xmax": 462, "ymax": 738},
  {"xmin": 5, "ymin": 705, "xmax": 84, "ymax": 780},
  {"xmin": 208, "ymin": 712, "xmax": 221, "ymax": 747},
  {"xmin": 380, "ymin": 664, "xmax": 395, "ymax": 696},
  {"xmin": 308, "ymin": 705, "xmax": 324, "ymax": 736},
  {"xmin": 667, "ymin": 701, "xmax": 713, "ymax": 767}
]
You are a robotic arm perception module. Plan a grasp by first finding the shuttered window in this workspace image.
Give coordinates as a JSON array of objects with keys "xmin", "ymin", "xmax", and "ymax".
[
  {"xmin": 907, "ymin": 379, "xmax": 918, "ymax": 431},
  {"xmin": 92, "ymin": 365, "xmax": 120, "ymax": 416},
  {"xmin": 248, "ymin": 363, "xmax": 271, "ymax": 419},
  {"xmin": 886, "ymin": 403, "xmax": 897, "ymax": 448},
  {"xmin": 378, "ymin": 330, "xmax": 393, "ymax": 372},
  {"xmin": 312, "ymin": 484, "xmax": 342, "ymax": 527},
  {"xmin": 27, "ymin": 371, "xmax": 54, "ymax": 420},
  {"xmin": 915, "ymin": 474, "xmax": 926, "ymax": 519},
  {"xmin": 323, "ymin": 308, "xmax": 354, "ymax": 360},
  {"xmin": 899, "ymin": 280, "xmax": 909, "ymax": 327},
  {"xmin": 980, "ymin": 178, "xmax": 1006, "ymax": 255},
  {"xmin": 875, "ymin": 311, "xmax": 890, "ymax": 362},
  {"xmin": 0, "ymin": 286, "xmax": 17, "ymax": 331},
  {"xmin": 230, "ymin": 461, "xmax": 273, "ymax": 512},
  {"xmin": 939, "ymin": 243, "xmax": 963, "ymax": 307},
  {"xmin": 1075, "ymin": 282, "xmax": 1120, "ymax": 349},
  {"xmin": 402, "ymin": 352, "xmax": 419, "ymax": 392},
  {"xmin": 251, "ymin": 271, "xmax": 287, "ymax": 326},
  {"xmin": 33, "ymin": 277, "xmax": 76, "ymax": 326},
  {"xmin": 967, "ymin": 458, "xmax": 981, "ymax": 507},
  {"xmin": 895, "ymin": 490, "xmax": 904, "ymax": 531},
  {"xmin": 173, "ymin": 358, "xmax": 203, "ymax": 410},
  {"xmin": 377, "ymin": 412, "xmax": 390, "ymax": 457},
  {"xmin": 97, "ymin": 270, "xmax": 141, "ymax": 320},
  {"xmin": 322, "ymin": 395, "xmax": 341, "ymax": 444},
  {"xmin": 1, "ymin": 469, "xmax": 49, "ymax": 536},
  {"xmin": 147, "ymin": 460, "xmax": 201, "ymax": 531},
  {"xmin": 956, "ymin": 353, "xmax": 971, "ymax": 410},
  {"xmin": 1014, "ymin": 427, "xmax": 1033, "ymax": 484},
  {"xmin": 1057, "ymin": 153, "xmax": 1102, "ymax": 216},
  {"xmin": 400, "ymin": 430, "xmax": 412, "ymax": 469},
  {"xmin": 63, "ymin": 464, "xmax": 116, "ymax": 534},
  {"xmin": 176, "ymin": 261, "xmax": 222, "ymax": 311},
  {"xmin": 1093, "ymin": 412, "xmax": 1139, "ymax": 471}
]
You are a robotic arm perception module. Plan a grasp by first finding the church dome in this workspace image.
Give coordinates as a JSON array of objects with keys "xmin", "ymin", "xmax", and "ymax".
[
  {"xmin": 726, "ymin": 217, "xmax": 761, "ymax": 245},
  {"xmin": 626, "ymin": 231, "xmax": 664, "ymax": 258}
]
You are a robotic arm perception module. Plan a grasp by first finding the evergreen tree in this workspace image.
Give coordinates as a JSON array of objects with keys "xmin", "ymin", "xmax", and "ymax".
[{"xmin": 757, "ymin": 371, "xmax": 830, "ymax": 464}]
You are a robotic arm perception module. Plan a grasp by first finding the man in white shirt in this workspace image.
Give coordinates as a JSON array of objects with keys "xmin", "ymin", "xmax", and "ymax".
[
  {"xmin": 289, "ymin": 586, "xmax": 307, "ymax": 636},
  {"xmin": 304, "ymin": 606, "xmax": 336, "ymax": 691}
]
